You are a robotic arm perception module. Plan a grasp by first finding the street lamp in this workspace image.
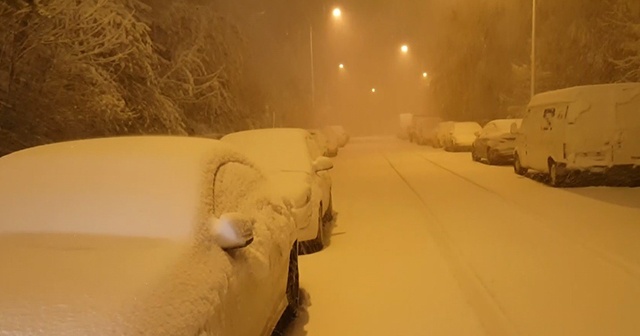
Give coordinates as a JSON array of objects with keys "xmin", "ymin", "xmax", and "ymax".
[
  {"xmin": 401, "ymin": 44, "xmax": 409, "ymax": 54},
  {"xmin": 309, "ymin": 6, "xmax": 344, "ymax": 114},
  {"xmin": 371, "ymin": 88, "xmax": 376, "ymax": 93},
  {"xmin": 422, "ymin": 72, "xmax": 428, "ymax": 78},
  {"xmin": 531, "ymin": 0, "xmax": 536, "ymax": 98},
  {"xmin": 339, "ymin": 63, "xmax": 345, "ymax": 69}
]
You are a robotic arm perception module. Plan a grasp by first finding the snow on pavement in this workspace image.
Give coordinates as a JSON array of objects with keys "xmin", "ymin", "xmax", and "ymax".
[
  {"xmin": 286, "ymin": 137, "xmax": 640, "ymax": 336},
  {"xmin": 286, "ymin": 137, "xmax": 486, "ymax": 336}
]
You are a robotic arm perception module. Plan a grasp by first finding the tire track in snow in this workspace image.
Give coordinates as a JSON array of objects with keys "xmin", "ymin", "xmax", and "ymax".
[
  {"xmin": 416, "ymin": 152, "xmax": 640, "ymax": 281},
  {"xmin": 382, "ymin": 153, "xmax": 523, "ymax": 336}
]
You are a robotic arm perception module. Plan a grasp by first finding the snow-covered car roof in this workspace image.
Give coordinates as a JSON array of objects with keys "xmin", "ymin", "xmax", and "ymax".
[
  {"xmin": 452, "ymin": 122, "xmax": 482, "ymax": 133},
  {"xmin": 0, "ymin": 136, "xmax": 245, "ymax": 240},
  {"xmin": 222, "ymin": 128, "xmax": 313, "ymax": 173},
  {"xmin": 529, "ymin": 83, "xmax": 640, "ymax": 107}
]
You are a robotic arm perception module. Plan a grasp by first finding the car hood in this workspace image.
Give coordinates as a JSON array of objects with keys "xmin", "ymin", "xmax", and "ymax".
[
  {"xmin": 267, "ymin": 171, "xmax": 312, "ymax": 208},
  {"xmin": 0, "ymin": 233, "xmax": 216, "ymax": 336}
]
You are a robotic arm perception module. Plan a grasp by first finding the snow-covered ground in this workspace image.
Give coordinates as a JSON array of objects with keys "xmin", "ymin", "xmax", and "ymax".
[{"xmin": 285, "ymin": 136, "xmax": 640, "ymax": 336}]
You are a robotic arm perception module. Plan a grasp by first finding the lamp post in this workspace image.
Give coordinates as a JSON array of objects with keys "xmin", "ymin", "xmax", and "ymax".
[
  {"xmin": 531, "ymin": 0, "xmax": 536, "ymax": 98},
  {"xmin": 309, "ymin": 7, "xmax": 342, "ymax": 113}
]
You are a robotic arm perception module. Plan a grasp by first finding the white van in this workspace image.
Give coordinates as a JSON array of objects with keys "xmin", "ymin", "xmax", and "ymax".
[{"xmin": 513, "ymin": 83, "xmax": 640, "ymax": 186}]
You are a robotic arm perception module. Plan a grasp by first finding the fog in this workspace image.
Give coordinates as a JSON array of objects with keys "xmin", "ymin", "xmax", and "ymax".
[
  {"xmin": 1, "ymin": 0, "xmax": 639, "ymax": 152},
  {"xmin": 222, "ymin": 0, "xmax": 640, "ymax": 136}
]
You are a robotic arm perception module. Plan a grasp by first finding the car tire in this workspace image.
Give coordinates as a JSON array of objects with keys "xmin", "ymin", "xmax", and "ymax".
[
  {"xmin": 273, "ymin": 242, "xmax": 300, "ymax": 334},
  {"xmin": 322, "ymin": 195, "xmax": 333, "ymax": 223},
  {"xmin": 471, "ymin": 149, "xmax": 480, "ymax": 162},
  {"xmin": 548, "ymin": 161, "xmax": 566, "ymax": 187},
  {"xmin": 487, "ymin": 148, "xmax": 497, "ymax": 165},
  {"xmin": 285, "ymin": 242, "xmax": 300, "ymax": 315},
  {"xmin": 300, "ymin": 205, "xmax": 324, "ymax": 254},
  {"xmin": 514, "ymin": 153, "xmax": 527, "ymax": 175}
]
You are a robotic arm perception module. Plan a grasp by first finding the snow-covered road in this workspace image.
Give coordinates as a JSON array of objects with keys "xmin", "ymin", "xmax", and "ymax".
[{"xmin": 285, "ymin": 137, "xmax": 640, "ymax": 336}]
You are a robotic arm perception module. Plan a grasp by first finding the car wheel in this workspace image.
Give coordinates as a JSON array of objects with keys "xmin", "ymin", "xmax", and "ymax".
[
  {"xmin": 322, "ymin": 194, "xmax": 333, "ymax": 223},
  {"xmin": 548, "ymin": 161, "xmax": 566, "ymax": 187},
  {"xmin": 471, "ymin": 149, "xmax": 480, "ymax": 162},
  {"xmin": 514, "ymin": 153, "xmax": 527, "ymax": 175},
  {"xmin": 300, "ymin": 205, "xmax": 324, "ymax": 254},
  {"xmin": 273, "ymin": 242, "xmax": 300, "ymax": 334},
  {"xmin": 487, "ymin": 148, "xmax": 497, "ymax": 165},
  {"xmin": 285, "ymin": 242, "xmax": 300, "ymax": 315}
]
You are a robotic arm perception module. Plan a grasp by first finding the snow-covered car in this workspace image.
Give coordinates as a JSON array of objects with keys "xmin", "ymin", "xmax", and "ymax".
[
  {"xmin": 471, "ymin": 119, "xmax": 522, "ymax": 164},
  {"xmin": 326, "ymin": 125, "xmax": 349, "ymax": 147},
  {"xmin": 222, "ymin": 128, "xmax": 334, "ymax": 254},
  {"xmin": 443, "ymin": 121, "xmax": 482, "ymax": 152},
  {"xmin": 309, "ymin": 129, "xmax": 339, "ymax": 157},
  {"xmin": 0, "ymin": 136, "xmax": 299, "ymax": 336},
  {"xmin": 408, "ymin": 115, "xmax": 442, "ymax": 145},
  {"xmin": 433, "ymin": 121, "xmax": 455, "ymax": 148},
  {"xmin": 513, "ymin": 83, "xmax": 640, "ymax": 186}
]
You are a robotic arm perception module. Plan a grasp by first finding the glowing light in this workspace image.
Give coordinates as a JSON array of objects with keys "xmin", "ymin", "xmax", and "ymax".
[
  {"xmin": 371, "ymin": 88, "xmax": 376, "ymax": 93},
  {"xmin": 339, "ymin": 63, "xmax": 345, "ymax": 69},
  {"xmin": 332, "ymin": 7, "xmax": 342, "ymax": 18},
  {"xmin": 422, "ymin": 72, "xmax": 428, "ymax": 78},
  {"xmin": 401, "ymin": 45, "xmax": 409, "ymax": 53}
]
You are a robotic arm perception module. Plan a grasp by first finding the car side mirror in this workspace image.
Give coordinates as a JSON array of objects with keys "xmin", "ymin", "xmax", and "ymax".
[
  {"xmin": 313, "ymin": 156, "xmax": 334, "ymax": 172},
  {"xmin": 209, "ymin": 213, "xmax": 255, "ymax": 251}
]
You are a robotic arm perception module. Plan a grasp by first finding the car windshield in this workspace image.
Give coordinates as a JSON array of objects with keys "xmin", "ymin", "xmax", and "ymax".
[
  {"xmin": 222, "ymin": 129, "xmax": 312, "ymax": 173},
  {"xmin": 454, "ymin": 122, "xmax": 481, "ymax": 133},
  {"xmin": 491, "ymin": 120, "xmax": 522, "ymax": 134},
  {"xmin": 2, "ymin": 1, "xmax": 639, "ymax": 335}
]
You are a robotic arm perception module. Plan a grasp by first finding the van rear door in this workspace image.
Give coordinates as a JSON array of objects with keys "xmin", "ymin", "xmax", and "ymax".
[{"xmin": 613, "ymin": 88, "xmax": 640, "ymax": 165}]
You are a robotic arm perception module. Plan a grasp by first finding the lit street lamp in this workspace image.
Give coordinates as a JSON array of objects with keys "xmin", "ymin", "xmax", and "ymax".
[
  {"xmin": 310, "ymin": 6, "xmax": 343, "ymax": 113},
  {"xmin": 422, "ymin": 72, "xmax": 428, "ymax": 78},
  {"xmin": 332, "ymin": 7, "xmax": 342, "ymax": 18},
  {"xmin": 339, "ymin": 63, "xmax": 345, "ymax": 69},
  {"xmin": 401, "ymin": 44, "xmax": 409, "ymax": 54},
  {"xmin": 371, "ymin": 88, "xmax": 376, "ymax": 93}
]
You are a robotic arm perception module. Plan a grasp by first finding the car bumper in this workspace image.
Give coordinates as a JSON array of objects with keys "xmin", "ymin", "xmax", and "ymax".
[
  {"xmin": 446, "ymin": 144, "xmax": 473, "ymax": 152},
  {"xmin": 490, "ymin": 147, "xmax": 516, "ymax": 161}
]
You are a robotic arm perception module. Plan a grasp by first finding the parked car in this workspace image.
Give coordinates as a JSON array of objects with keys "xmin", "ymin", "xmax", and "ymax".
[
  {"xmin": 326, "ymin": 125, "xmax": 349, "ymax": 147},
  {"xmin": 222, "ymin": 128, "xmax": 334, "ymax": 253},
  {"xmin": 472, "ymin": 119, "xmax": 523, "ymax": 164},
  {"xmin": 513, "ymin": 83, "xmax": 640, "ymax": 186},
  {"xmin": 433, "ymin": 121, "xmax": 455, "ymax": 148},
  {"xmin": 443, "ymin": 122, "xmax": 482, "ymax": 152},
  {"xmin": 0, "ymin": 136, "xmax": 299, "ymax": 336},
  {"xmin": 408, "ymin": 115, "xmax": 442, "ymax": 145},
  {"xmin": 309, "ymin": 129, "xmax": 339, "ymax": 157}
]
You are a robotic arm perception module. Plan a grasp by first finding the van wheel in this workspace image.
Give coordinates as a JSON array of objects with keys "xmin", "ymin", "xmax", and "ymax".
[
  {"xmin": 514, "ymin": 153, "xmax": 527, "ymax": 175},
  {"xmin": 548, "ymin": 161, "xmax": 566, "ymax": 187}
]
